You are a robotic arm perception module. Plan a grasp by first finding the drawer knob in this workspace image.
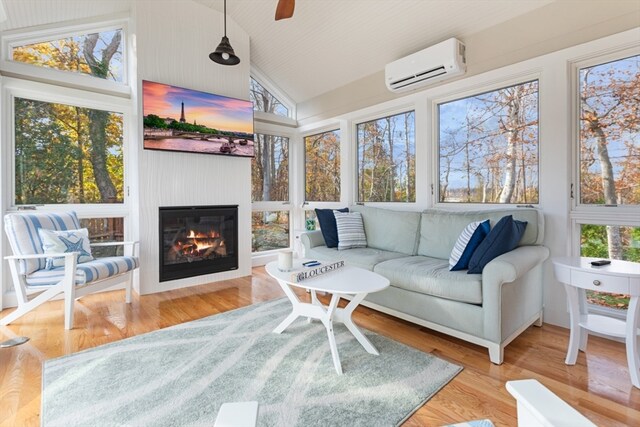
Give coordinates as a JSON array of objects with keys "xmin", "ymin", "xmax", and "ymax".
[{"xmin": 593, "ymin": 280, "xmax": 601, "ymax": 286}]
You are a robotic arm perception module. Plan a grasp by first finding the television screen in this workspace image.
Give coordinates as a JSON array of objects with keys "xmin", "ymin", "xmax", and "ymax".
[{"xmin": 142, "ymin": 80, "xmax": 254, "ymax": 157}]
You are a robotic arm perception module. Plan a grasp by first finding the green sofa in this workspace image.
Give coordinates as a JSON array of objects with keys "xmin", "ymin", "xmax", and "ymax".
[{"xmin": 301, "ymin": 205, "xmax": 549, "ymax": 364}]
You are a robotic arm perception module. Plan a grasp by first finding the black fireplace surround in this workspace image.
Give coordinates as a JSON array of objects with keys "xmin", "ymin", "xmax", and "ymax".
[{"xmin": 159, "ymin": 205, "xmax": 238, "ymax": 282}]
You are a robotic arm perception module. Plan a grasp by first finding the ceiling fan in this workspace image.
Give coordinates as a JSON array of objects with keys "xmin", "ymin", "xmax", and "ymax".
[{"xmin": 275, "ymin": 0, "xmax": 295, "ymax": 20}]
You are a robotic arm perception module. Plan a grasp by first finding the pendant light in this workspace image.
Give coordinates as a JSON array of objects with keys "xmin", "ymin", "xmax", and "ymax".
[{"xmin": 209, "ymin": 0, "xmax": 240, "ymax": 66}]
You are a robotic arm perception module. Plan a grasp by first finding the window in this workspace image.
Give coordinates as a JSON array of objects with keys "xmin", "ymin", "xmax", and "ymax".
[
  {"xmin": 580, "ymin": 224, "xmax": 639, "ymax": 310},
  {"xmin": 578, "ymin": 55, "xmax": 639, "ymax": 207},
  {"xmin": 80, "ymin": 217, "xmax": 125, "ymax": 257},
  {"xmin": 438, "ymin": 81, "xmax": 539, "ymax": 203},
  {"xmin": 10, "ymin": 28, "xmax": 124, "ymax": 82},
  {"xmin": 574, "ymin": 54, "xmax": 640, "ymax": 311},
  {"xmin": 249, "ymin": 77, "xmax": 288, "ymax": 117},
  {"xmin": 251, "ymin": 134, "xmax": 289, "ymax": 202},
  {"xmin": 14, "ymin": 97, "xmax": 124, "ymax": 205},
  {"xmin": 251, "ymin": 133, "xmax": 290, "ymax": 253},
  {"xmin": 305, "ymin": 130, "xmax": 340, "ymax": 202},
  {"xmin": 252, "ymin": 211, "xmax": 290, "ymax": 253},
  {"xmin": 356, "ymin": 111, "xmax": 415, "ymax": 202}
]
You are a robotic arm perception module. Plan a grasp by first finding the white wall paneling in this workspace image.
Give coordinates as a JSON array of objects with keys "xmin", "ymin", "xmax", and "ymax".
[{"xmin": 134, "ymin": 0, "xmax": 251, "ymax": 294}]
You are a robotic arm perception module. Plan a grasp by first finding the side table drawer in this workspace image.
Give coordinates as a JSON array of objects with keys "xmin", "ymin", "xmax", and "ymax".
[{"xmin": 571, "ymin": 270, "xmax": 630, "ymax": 293}]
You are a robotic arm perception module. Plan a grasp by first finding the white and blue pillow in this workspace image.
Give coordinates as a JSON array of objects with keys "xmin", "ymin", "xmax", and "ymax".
[
  {"xmin": 449, "ymin": 220, "xmax": 490, "ymax": 271},
  {"xmin": 334, "ymin": 211, "xmax": 367, "ymax": 250},
  {"xmin": 38, "ymin": 228, "xmax": 94, "ymax": 269}
]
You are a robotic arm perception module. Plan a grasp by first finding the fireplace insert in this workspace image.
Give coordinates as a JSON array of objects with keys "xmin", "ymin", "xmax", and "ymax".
[{"xmin": 159, "ymin": 205, "xmax": 238, "ymax": 282}]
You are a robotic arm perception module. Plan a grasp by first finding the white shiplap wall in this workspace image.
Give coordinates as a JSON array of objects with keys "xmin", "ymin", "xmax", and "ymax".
[{"xmin": 134, "ymin": 0, "xmax": 252, "ymax": 294}]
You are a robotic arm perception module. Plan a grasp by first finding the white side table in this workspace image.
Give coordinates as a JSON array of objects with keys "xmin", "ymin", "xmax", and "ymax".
[{"xmin": 552, "ymin": 256, "xmax": 640, "ymax": 388}]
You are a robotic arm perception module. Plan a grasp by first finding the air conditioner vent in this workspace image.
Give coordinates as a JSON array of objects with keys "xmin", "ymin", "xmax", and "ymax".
[{"xmin": 385, "ymin": 38, "xmax": 466, "ymax": 93}]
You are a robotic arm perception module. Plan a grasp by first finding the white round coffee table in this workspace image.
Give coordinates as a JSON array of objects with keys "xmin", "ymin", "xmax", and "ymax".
[{"xmin": 265, "ymin": 260, "xmax": 390, "ymax": 375}]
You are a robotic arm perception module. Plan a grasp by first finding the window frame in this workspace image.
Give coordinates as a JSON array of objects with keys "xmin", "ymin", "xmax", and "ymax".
[
  {"xmin": 0, "ymin": 15, "xmax": 129, "ymax": 96},
  {"xmin": 250, "ymin": 66, "xmax": 296, "ymax": 121},
  {"xmin": 2, "ymin": 77, "xmax": 132, "ymax": 220},
  {"xmin": 569, "ymin": 48, "xmax": 640, "ymax": 317},
  {"xmin": 353, "ymin": 106, "xmax": 418, "ymax": 205},
  {"xmin": 251, "ymin": 122, "xmax": 295, "ymax": 258},
  {"xmin": 433, "ymin": 75, "xmax": 541, "ymax": 207}
]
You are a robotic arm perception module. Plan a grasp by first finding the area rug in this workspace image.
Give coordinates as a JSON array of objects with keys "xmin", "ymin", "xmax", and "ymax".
[{"xmin": 42, "ymin": 298, "xmax": 462, "ymax": 426}]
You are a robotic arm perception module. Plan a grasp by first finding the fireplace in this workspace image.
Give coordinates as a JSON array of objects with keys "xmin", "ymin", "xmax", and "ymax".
[{"xmin": 159, "ymin": 205, "xmax": 238, "ymax": 282}]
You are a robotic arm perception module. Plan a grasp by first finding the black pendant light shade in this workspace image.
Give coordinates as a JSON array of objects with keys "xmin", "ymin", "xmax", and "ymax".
[
  {"xmin": 210, "ymin": 0, "xmax": 240, "ymax": 66},
  {"xmin": 210, "ymin": 36, "xmax": 240, "ymax": 65}
]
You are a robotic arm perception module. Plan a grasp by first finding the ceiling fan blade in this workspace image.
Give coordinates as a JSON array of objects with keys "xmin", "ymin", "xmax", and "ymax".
[{"xmin": 275, "ymin": 0, "xmax": 295, "ymax": 21}]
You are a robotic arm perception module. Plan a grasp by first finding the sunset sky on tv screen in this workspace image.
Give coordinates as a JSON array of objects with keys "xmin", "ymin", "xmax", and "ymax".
[{"xmin": 143, "ymin": 80, "xmax": 253, "ymax": 134}]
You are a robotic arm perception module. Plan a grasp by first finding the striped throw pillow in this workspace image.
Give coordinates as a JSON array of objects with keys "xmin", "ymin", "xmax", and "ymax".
[
  {"xmin": 334, "ymin": 211, "xmax": 367, "ymax": 250},
  {"xmin": 449, "ymin": 220, "xmax": 490, "ymax": 271}
]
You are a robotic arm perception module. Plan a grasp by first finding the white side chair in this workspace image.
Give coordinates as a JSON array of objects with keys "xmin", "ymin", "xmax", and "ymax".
[{"xmin": 1, "ymin": 211, "xmax": 139, "ymax": 330}]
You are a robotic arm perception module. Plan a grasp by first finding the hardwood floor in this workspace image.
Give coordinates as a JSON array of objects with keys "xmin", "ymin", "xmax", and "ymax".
[{"xmin": 1, "ymin": 267, "xmax": 639, "ymax": 426}]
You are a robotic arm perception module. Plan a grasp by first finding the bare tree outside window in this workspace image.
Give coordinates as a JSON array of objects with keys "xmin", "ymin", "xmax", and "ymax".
[
  {"xmin": 12, "ymin": 29, "xmax": 124, "ymax": 82},
  {"xmin": 438, "ymin": 81, "xmax": 539, "ymax": 204},
  {"xmin": 249, "ymin": 77, "xmax": 289, "ymax": 117},
  {"xmin": 579, "ymin": 55, "xmax": 640, "ymax": 259},
  {"xmin": 357, "ymin": 111, "xmax": 415, "ymax": 202},
  {"xmin": 305, "ymin": 130, "xmax": 340, "ymax": 202},
  {"xmin": 251, "ymin": 134, "xmax": 289, "ymax": 202}
]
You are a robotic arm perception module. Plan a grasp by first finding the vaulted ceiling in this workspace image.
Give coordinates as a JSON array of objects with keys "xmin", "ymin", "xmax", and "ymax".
[{"xmin": 196, "ymin": 0, "xmax": 554, "ymax": 103}]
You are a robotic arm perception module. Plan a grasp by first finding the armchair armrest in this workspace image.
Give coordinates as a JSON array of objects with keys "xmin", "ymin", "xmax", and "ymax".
[
  {"xmin": 301, "ymin": 231, "xmax": 325, "ymax": 252},
  {"xmin": 5, "ymin": 252, "xmax": 78, "ymax": 261}
]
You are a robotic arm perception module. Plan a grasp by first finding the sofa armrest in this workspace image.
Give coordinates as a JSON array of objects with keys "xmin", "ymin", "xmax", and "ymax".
[
  {"xmin": 481, "ymin": 245, "xmax": 550, "ymax": 346},
  {"xmin": 482, "ymin": 245, "xmax": 550, "ymax": 286},
  {"xmin": 301, "ymin": 230, "xmax": 325, "ymax": 253}
]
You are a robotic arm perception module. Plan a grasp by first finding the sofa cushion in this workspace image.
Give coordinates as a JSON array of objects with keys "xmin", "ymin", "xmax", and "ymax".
[
  {"xmin": 315, "ymin": 207, "xmax": 348, "ymax": 248},
  {"xmin": 304, "ymin": 246, "xmax": 406, "ymax": 271},
  {"xmin": 334, "ymin": 211, "xmax": 367, "ymax": 250},
  {"xmin": 373, "ymin": 256, "xmax": 483, "ymax": 304},
  {"xmin": 350, "ymin": 205, "xmax": 421, "ymax": 255},
  {"xmin": 468, "ymin": 215, "xmax": 527, "ymax": 274},
  {"xmin": 418, "ymin": 208, "xmax": 542, "ymax": 259},
  {"xmin": 449, "ymin": 220, "xmax": 490, "ymax": 271}
]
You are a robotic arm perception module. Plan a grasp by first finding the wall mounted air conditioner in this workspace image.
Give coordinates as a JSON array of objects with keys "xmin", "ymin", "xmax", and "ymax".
[{"xmin": 385, "ymin": 38, "xmax": 466, "ymax": 93}]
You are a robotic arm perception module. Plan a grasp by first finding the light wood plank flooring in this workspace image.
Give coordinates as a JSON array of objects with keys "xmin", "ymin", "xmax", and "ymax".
[{"xmin": 1, "ymin": 267, "xmax": 639, "ymax": 426}]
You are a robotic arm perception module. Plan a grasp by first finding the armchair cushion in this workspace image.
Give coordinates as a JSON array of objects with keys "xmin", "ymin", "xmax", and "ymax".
[
  {"xmin": 38, "ymin": 228, "xmax": 94, "ymax": 269},
  {"xmin": 25, "ymin": 256, "xmax": 139, "ymax": 287}
]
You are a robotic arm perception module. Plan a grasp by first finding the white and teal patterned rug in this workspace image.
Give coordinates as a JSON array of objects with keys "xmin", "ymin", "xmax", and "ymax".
[{"xmin": 42, "ymin": 298, "xmax": 462, "ymax": 426}]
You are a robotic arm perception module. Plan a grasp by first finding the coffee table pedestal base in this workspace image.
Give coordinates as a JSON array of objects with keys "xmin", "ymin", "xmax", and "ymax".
[{"xmin": 273, "ymin": 282, "xmax": 378, "ymax": 375}]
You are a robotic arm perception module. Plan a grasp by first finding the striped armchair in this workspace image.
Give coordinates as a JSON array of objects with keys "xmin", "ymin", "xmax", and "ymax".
[{"xmin": 1, "ymin": 211, "xmax": 139, "ymax": 329}]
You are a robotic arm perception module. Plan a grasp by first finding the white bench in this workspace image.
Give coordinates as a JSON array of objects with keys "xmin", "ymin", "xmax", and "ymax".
[
  {"xmin": 506, "ymin": 379, "xmax": 596, "ymax": 427},
  {"xmin": 214, "ymin": 401, "xmax": 259, "ymax": 427}
]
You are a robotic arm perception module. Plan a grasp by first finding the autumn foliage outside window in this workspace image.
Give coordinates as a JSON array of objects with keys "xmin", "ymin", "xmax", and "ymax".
[
  {"xmin": 438, "ymin": 81, "xmax": 539, "ymax": 204},
  {"xmin": 578, "ymin": 55, "xmax": 640, "ymax": 310},
  {"xmin": 11, "ymin": 28, "xmax": 125, "ymax": 206},
  {"xmin": 251, "ymin": 134, "xmax": 289, "ymax": 253},
  {"xmin": 357, "ymin": 111, "xmax": 415, "ymax": 202},
  {"xmin": 15, "ymin": 98, "xmax": 124, "ymax": 205},
  {"xmin": 11, "ymin": 29, "xmax": 124, "ymax": 82},
  {"xmin": 305, "ymin": 130, "xmax": 340, "ymax": 202}
]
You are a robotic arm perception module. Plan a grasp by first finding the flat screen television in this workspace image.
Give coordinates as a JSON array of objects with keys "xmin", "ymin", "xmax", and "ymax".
[{"xmin": 142, "ymin": 80, "xmax": 254, "ymax": 157}]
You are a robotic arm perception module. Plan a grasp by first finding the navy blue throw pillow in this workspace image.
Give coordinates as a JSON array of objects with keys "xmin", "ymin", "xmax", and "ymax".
[
  {"xmin": 467, "ymin": 215, "xmax": 527, "ymax": 274},
  {"xmin": 315, "ymin": 208, "xmax": 349, "ymax": 248}
]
